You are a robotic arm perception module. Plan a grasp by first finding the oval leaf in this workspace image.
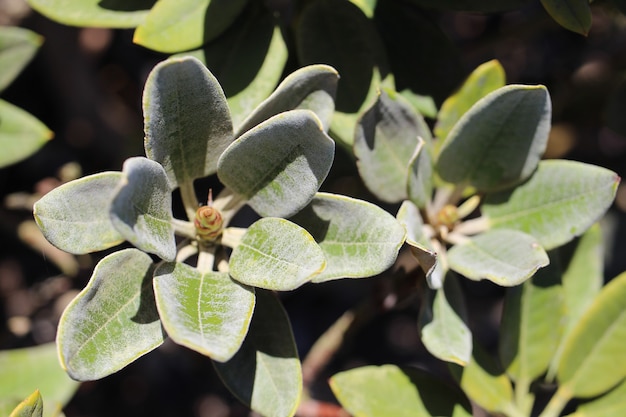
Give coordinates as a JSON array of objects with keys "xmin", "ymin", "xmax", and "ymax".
[
  {"xmin": 0, "ymin": 99, "xmax": 53, "ymax": 168},
  {"xmin": 569, "ymin": 378, "xmax": 626, "ymax": 417},
  {"xmin": 134, "ymin": 0, "xmax": 248, "ymax": 53},
  {"xmin": 434, "ymin": 59, "xmax": 506, "ymax": 142},
  {"xmin": 33, "ymin": 172, "xmax": 125, "ymax": 254},
  {"xmin": 448, "ymin": 229, "xmax": 549, "ymax": 286},
  {"xmin": 290, "ymin": 193, "xmax": 406, "ymax": 282},
  {"xmin": 541, "ymin": 0, "xmax": 592, "ymax": 36},
  {"xmin": 110, "ymin": 157, "xmax": 175, "ymax": 261},
  {"xmin": 143, "ymin": 55, "xmax": 233, "ymax": 188},
  {"xmin": 0, "ymin": 26, "xmax": 43, "ymax": 92},
  {"xmin": 229, "ymin": 218, "xmax": 326, "ymax": 291},
  {"xmin": 437, "ymin": 85, "xmax": 551, "ymax": 191},
  {"xmin": 218, "ymin": 110, "xmax": 335, "ymax": 218},
  {"xmin": 27, "ymin": 0, "xmax": 153, "ymax": 28},
  {"xmin": 483, "ymin": 160, "xmax": 620, "ymax": 250},
  {"xmin": 9, "ymin": 390, "xmax": 42, "ymax": 417},
  {"xmin": 407, "ymin": 138, "xmax": 434, "ymax": 208},
  {"xmin": 331, "ymin": 365, "xmax": 472, "ymax": 417},
  {"xmin": 153, "ymin": 262, "xmax": 255, "ymax": 362},
  {"xmin": 354, "ymin": 89, "xmax": 427, "ymax": 203},
  {"xmin": 0, "ymin": 344, "xmax": 78, "ymax": 417},
  {"xmin": 556, "ymin": 271, "xmax": 626, "ymax": 398},
  {"xmin": 57, "ymin": 249, "xmax": 165, "ymax": 381},
  {"xmin": 419, "ymin": 274, "xmax": 472, "ymax": 366},
  {"xmin": 214, "ymin": 290, "xmax": 301, "ymax": 417}
]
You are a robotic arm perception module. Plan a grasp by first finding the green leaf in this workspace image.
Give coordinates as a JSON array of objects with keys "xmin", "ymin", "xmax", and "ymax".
[
  {"xmin": 290, "ymin": 193, "xmax": 406, "ymax": 282},
  {"xmin": 437, "ymin": 85, "xmax": 551, "ymax": 191},
  {"xmin": 556, "ymin": 271, "xmax": 626, "ymax": 398},
  {"xmin": 110, "ymin": 157, "xmax": 175, "ymax": 261},
  {"xmin": 499, "ymin": 258, "xmax": 565, "ymax": 383},
  {"xmin": 134, "ymin": 0, "xmax": 248, "ymax": 53},
  {"xmin": 0, "ymin": 344, "xmax": 78, "ymax": 417},
  {"xmin": 403, "ymin": 0, "xmax": 533, "ymax": 12},
  {"xmin": 434, "ymin": 59, "xmax": 506, "ymax": 142},
  {"xmin": 354, "ymin": 89, "xmax": 428, "ymax": 203},
  {"xmin": 0, "ymin": 99, "xmax": 53, "ymax": 168},
  {"xmin": 568, "ymin": 378, "xmax": 626, "ymax": 417},
  {"xmin": 541, "ymin": 0, "xmax": 592, "ymax": 36},
  {"xmin": 450, "ymin": 343, "xmax": 516, "ymax": 415},
  {"xmin": 57, "ymin": 249, "xmax": 165, "ymax": 381},
  {"xmin": 218, "ymin": 110, "xmax": 335, "ymax": 218},
  {"xmin": 331, "ymin": 365, "xmax": 472, "ymax": 417},
  {"xmin": 33, "ymin": 172, "xmax": 125, "ymax": 254},
  {"xmin": 235, "ymin": 64, "xmax": 339, "ymax": 137},
  {"xmin": 0, "ymin": 27, "xmax": 43, "ymax": 92},
  {"xmin": 399, "ymin": 89, "xmax": 438, "ymax": 119},
  {"xmin": 143, "ymin": 56, "xmax": 233, "ymax": 188},
  {"xmin": 419, "ymin": 274, "xmax": 472, "ymax": 366},
  {"xmin": 407, "ymin": 138, "xmax": 434, "ymax": 208},
  {"xmin": 229, "ymin": 218, "xmax": 326, "ymax": 291},
  {"xmin": 547, "ymin": 224, "xmax": 604, "ymax": 380},
  {"xmin": 448, "ymin": 229, "xmax": 549, "ymax": 286},
  {"xmin": 9, "ymin": 390, "xmax": 43, "ymax": 417},
  {"xmin": 182, "ymin": 7, "xmax": 288, "ymax": 129},
  {"xmin": 153, "ymin": 262, "xmax": 255, "ymax": 362},
  {"xmin": 214, "ymin": 290, "xmax": 301, "ymax": 417},
  {"xmin": 483, "ymin": 160, "xmax": 620, "ymax": 250},
  {"xmin": 26, "ymin": 0, "xmax": 154, "ymax": 28}
]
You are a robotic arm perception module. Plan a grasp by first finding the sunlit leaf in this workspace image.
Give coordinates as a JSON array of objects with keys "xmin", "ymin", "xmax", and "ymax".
[
  {"xmin": 483, "ymin": 160, "xmax": 620, "ymax": 250},
  {"xmin": 331, "ymin": 365, "xmax": 472, "ymax": 417},
  {"xmin": 33, "ymin": 172, "xmax": 124, "ymax": 254},
  {"xmin": 134, "ymin": 0, "xmax": 248, "ymax": 53},
  {"xmin": 568, "ymin": 378, "xmax": 626, "ymax": 417},
  {"xmin": 0, "ymin": 99, "xmax": 53, "ymax": 168},
  {"xmin": 0, "ymin": 26, "xmax": 42, "ymax": 92},
  {"xmin": 437, "ymin": 85, "xmax": 551, "ymax": 191},
  {"xmin": 541, "ymin": 0, "xmax": 592, "ymax": 36},
  {"xmin": 448, "ymin": 229, "xmax": 549, "ymax": 286},
  {"xmin": 143, "ymin": 56, "xmax": 233, "ymax": 188},
  {"xmin": 110, "ymin": 157, "xmax": 175, "ymax": 261},
  {"xmin": 218, "ymin": 110, "xmax": 334, "ymax": 218},
  {"xmin": 9, "ymin": 390, "xmax": 42, "ymax": 417},
  {"xmin": 153, "ymin": 262, "xmax": 255, "ymax": 362},
  {"xmin": 407, "ymin": 138, "xmax": 434, "ymax": 208},
  {"xmin": 290, "ymin": 193, "xmax": 406, "ymax": 282},
  {"xmin": 26, "ymin": 0, "xmax": 154, "ymax": 28},
  {"xmin": 214, "ymin": 290, "xmax": 301, "ymax": 417},
  {"xmin": 229, "ymin": 218, "xmax": 326, "ymax": 291},
  {"xmin": 57, "ymin": 249, "xmax": 165, "ymax": 381}
]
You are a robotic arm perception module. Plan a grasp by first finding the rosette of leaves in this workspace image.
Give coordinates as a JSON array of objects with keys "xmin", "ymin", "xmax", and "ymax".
[
  {"xmin": 33, "ymin": 56, "xmax": 406, "ymax": 417},
  {"xmin": 352, "ymin": 59, "xmax": 619, "ymax": 366}
]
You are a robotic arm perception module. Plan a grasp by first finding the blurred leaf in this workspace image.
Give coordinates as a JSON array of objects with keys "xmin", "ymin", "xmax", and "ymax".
[
  {"xmin": 33, "ymin": 172, "xmax": 125, "ymax": 254},
  {"xmin": 214, "ymin": 290, "xmax": 301, "ymax": 417},
  {"xmin": 290, "ymin": 193, "xmax": 406, "ymax": 282},
  {"xmin": 57, "ymin": 249, "xmax": 165, "ymax": 381},
  {"xmin": 0, "ymin": 99, "xmax": 52, "ymax": 168},
  {"xmin": 134, "ymin": 0, "xmax": 248, "ymax": 53},
  {"xmin": 541, "ymin": 0, "xmax": 592, "ymax": 36},
  {"xmin": 143, "ymin": 56, "xmax": 233, "ymax": 188},
  {"xmin": 419, "ymin": 274, "xmax": 472, "ymax": 365},
  {"xmin": 218, "ymin": 110, "xmax": 334, "ymax": 218},
  {"xmin": 153, "ymin": 262, "xmax": 255, "ymax": 361},
  {"xmin": 235, "ymin": 64, "xmax": 338, "ymax": 137},
  {"xmin": 354, "ymin": 89, "xmax": 428, "ymax": 203},
  {"xmin": 499, "ymin": 258, "xmax": 565, "ymax": 384},
  {"xmin": 450, "ymin": 343, "xmax": 516, "ymax": 415},
  {"xmin": 435, "ymin": 59, "xmax": 506, "ymax": 142},
  {"xmin": 567, "ymin": 378, "xmax": 626, "ymax": 417},
  {"xmin": 403, "ymin": 0, "xmax": 533, "ymax": 12},
  {"xmin": 9, "ymin": 390, "xmax": 42, "ymax": 417},
  {"xmin": 183, "ymin": 7, "xmax": 288, "ymax": 129},
  {"xmin": 26, "ymin": 0, "xmax": 154, "ymax": 28},
  {"xmin": 556, "ymin": 271, "xmax": 626, "ymax": 398},
  {"xmin": 348, "ymin": 0, "xmax": 377, "ymax": 17},
  {"xmin": 0, "ymin": 27, "xmax": 42, "ymax": 92},
  {"xmin": 399, "ymin": 89, "xmax": 438, "ymax": 119},
  {"xmin": 111, "ymin": 157, "xmax": 175, "ymax": 261},
  {"xmin": 437, "ymin": 85, "xmax": 551, "ymax": 192},
  {"xmin": 297, "ymin": 0, "xmax": 388, "ymax": 114},
  {"xmin": 407, "ymin": 138, "xmax": 434, "ymax": 208},
  {"xmin": 547, "ymin": 224, "xmax": 604, "ymax": 380},
  {"xmin": 483, "ymin": 160, "xmax": 620, "ymax": 250},
  {"xmin": 0, "ymin": 344, "xmax": 78, "ymax": 417},
  {"xmin": 330, "ymin": 364, "xmax": 472, "ymax": 417},
  {"xmin": 448, "ymin": 229, "xmax": 549, "ymax": 286},
  {"xmin": 229, "ymin": 218, "xmax": 326, "ymax": 291}
]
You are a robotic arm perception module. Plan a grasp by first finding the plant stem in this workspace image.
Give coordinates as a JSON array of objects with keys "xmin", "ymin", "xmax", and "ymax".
[
  {"xmin": 514, "ymin": 377, "xmax": 535, "ymax": 416},
  {"xmin": 454, "ymin": 216, "xmax": 490, "ymax": 236},
  {"xmin": 197, "ymin": 246, "xmax": 215, "ymax": 273},
  {"xmin": 180, "ymin": 181, "xmax": 199, "ymax": 221},
  {"xmin": 175, "ymin": 242, "xmax": 198, "ymax": 263},
  {"xmin": 171, "ymin": 218, "xmax": 196, "ymax": 238},
  {"xmin": 213, "ymin": 187, "xmax": 245, "ymax": 227},
  {"xmin": 538, "ymin": 386, "xmax": 573, "ymax": 417}
]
